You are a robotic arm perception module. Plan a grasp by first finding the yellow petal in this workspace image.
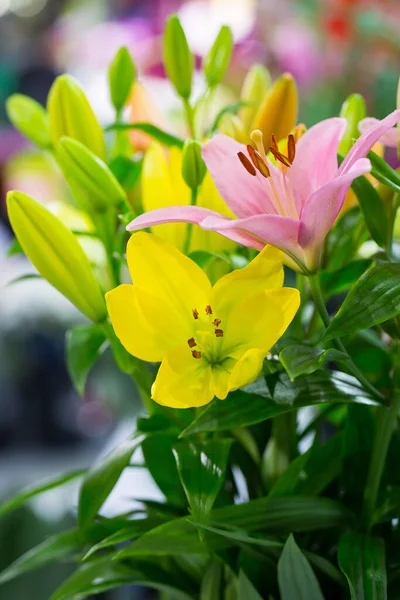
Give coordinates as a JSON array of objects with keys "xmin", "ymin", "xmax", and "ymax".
[
  {"xmin": 212, "ymin": 245, "xmax": 284, "ymax": 320},
  {"xmin": 127, "ymin": 232, "xmax": 211, "ymax": 330},
  {"xmin": 225, "ymin": 287, "xmax": 300, "ymax": 354},
  {"xmin": 228, "ymin": 348, "xmax": 266, "ymax": 392},
  {"xmin": 152, "ymin": 345, "xmax": 214, "ymax": 408},
  {"xmin": 142, "ymin": 143, "xmax": 188, "ymax": 250},
  {"xmin": 106, "ymin": 284, "xmax": 176, "ymax": 362},
  {"xmin": 211, "ymin": 361, "xmax": 235, "ymax": 400}
]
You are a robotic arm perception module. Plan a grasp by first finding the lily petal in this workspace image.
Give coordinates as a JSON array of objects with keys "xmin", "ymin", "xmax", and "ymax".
[
  {"xmin": 289, "ymin": 117, "xmax": 347, "ymax": 212},
  {"xmin": 201, "ymin": 213, "xmax": 301, "ymax": 260},
  {"xmin": 340, "ymin": 109, "xmax": 400, "ymax": 174},
  {"xmin": 202, "ymin": 134, "xmax": 277, "ymax": 217},
  {"xmin": 299, "ymin": 158, "xmax": 371, "ymax": 265},
  {"xmin": 152, "ymin": 345, "xmax": 214, "ymax": 408},
  {"xmin": 358, "ymin": 117, "xmax": 400, "ymax": 149},
  {"xmin": 228, "ymin": 348, "xmax": 266, "ymax": 393},
  {"xmin": 127, "ymin": 205, "xmax": 221, "ymax": 231}
]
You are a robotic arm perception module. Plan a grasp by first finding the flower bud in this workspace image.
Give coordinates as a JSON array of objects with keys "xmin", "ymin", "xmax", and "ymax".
[
  {"xmin": 7, "ymin": 191, "xmax": 107, "ymax": 323},
  {"xmin": 239, "ymin": 64, "xmax": 271, "ymax": 132},
  {"xmin": 218, "ymin": 113, "xmax": 248, "ymax": 143},
  {"xmin": 203, "ymin": 25, "xmax": 233, "ymax": 88},
  {"xmin": 181, "ymin": 140, "xmax": 206, "ymax": 190},
  {"xmin": 163, "ymin": 14, "xmax": 193, "ymax": 99},
  {"xmin": 108, "ymin": 46, "xmax": 136, "ymax": 113},
  {"xmin": 6, "ymin": 94, "xmax": 51, "ymax": 149},
  {"xmin": 47, "ymin": 75, "xmax": 106, "ymax": 159},
  {"xmin": 58, "ymin": 137, "xmax": 127, "ymax": 213},
  {"xmin": 338, "ymin": 93, "xmax": 366, "ymax": 155},
  {"xmin": 251, "ymin": 73, "xmax": 298, "ymax": 149}
]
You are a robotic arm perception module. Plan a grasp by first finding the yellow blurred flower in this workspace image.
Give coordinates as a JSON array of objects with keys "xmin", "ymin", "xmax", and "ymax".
[{"xmin": 106, "ymin": 233, "xmax": 299, "ymax": 408}]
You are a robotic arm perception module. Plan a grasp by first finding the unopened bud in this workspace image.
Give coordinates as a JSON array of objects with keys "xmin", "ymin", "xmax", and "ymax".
[
  {"xmin": 163, "ymin": 14, "xmax": 193, "ymax": 99},
  {"xmin": 7, "ymin": 191, "xmax": 107, "ymax": 323},
  {"xmin": 239, "ymin": 64, "xmax": 271, "ymax": 132},
  {"xmin": 181, "ymin": 140, "xmax": 206, "ymax": 190},
  {"xmin": 203, "ymin": 25, "xmax": 233, "ymax": 88},
  {"xmin": 338, "ymin": 93, "xmax": 366, "ymax": 155},
  {"xmin": 47, "ymin": 75, "xmax": 106, "ymax": 159},
  {"xmin": 108, "ymin": 46, "xmax": 136, "ymax": 113},
  {"xmin": 58, "ymin": 137, "xmax": 127, "ymax": 213},
  {"xmin": 218, "ymin": 113, "xmax": 247, "ymax": 143},
  {"xmin": 6, "ymin": 94, "xmax": 51, "ymax": 149}
]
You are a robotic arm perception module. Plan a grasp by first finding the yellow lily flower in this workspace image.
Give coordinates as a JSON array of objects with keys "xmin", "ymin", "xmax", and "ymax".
[
  {"xmin": 106, "ymin": 233, "xmax": 300, "ymax": 408},
  {"xmin": 141, "ymin": 143, "xmax": 236, "ymax": 254}
]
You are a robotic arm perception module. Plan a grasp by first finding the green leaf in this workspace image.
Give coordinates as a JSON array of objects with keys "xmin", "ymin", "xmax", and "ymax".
[
  {"xmin": 351, "ymin": 175, "xmax": 388, "ymax": 247},
  {"xmin": 173, "ymin": 439, "xmax": 232, "ymax": 524},
  {"xmin": 374, "ymin": 485, "xmax": 400, "ymax": 523},
  {"xmin": 78, "ymin": 433, "xmax": 145, "ymax": 530},
  {"xmin": 108, "ymin": 155, "xmax": 142, "ymax": 190},
  {"xmin": 326, "ymin": 207, "xmax": 368, "ymax": 271},
  {"xmin": 200, "ymin": 561, "xmax": 224, "ymax": 600},
  {"xmin": 180, "ymin": 371, "xmax": 378, "ymax": 437},
  {"xmin": 280, "ymin": 345, "xmax": 348, "ymax": 380},
  {"xmin": 142, "ymin": 434, "xmax": 185, "ymax": 506},
  {"xmin": 278, "ymin": 534, "xmax": 325, "ymax": 600},
  {"xmin": 239, "ymin": 570, "xmax": 263, "ymax": 600},
  {"xmin": 324, "ymin": 261, "xmax": 400, "ymax": 341},
  {"xmin": 105, "ymin": 122, "xmax": 184, "ymax": 148},
  {"xmin": 65, "ymin": 324, "xmax": 107, "ymax": 395},
  {"xmin": 338, "ymin": 532, "xmax": 387, "ymax": 600},
  {"xmin": 6, "ymin": 273, "xmax": 43, "ymax": 286},
  {"xmin": 369, "ymin": 150, "xmax": 400, "ymax": 195},
  {"xmin": 0, "ymin": 529, "xmax": 81, "ymax": 584},
  {"xmin": 321, "ymin": 260, "xmax": 372, "ymax": 297},
  {"xmin": 0, "ymin": 469, "xmax": 85, "ymax": 520},
  {"xmin": 7, "ymin": 237, "xmax": 23, "ymax": 256}
]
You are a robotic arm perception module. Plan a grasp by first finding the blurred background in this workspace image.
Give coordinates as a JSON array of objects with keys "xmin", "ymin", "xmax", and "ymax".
[{"xmin": 0, "ymin": 0, "xmax": 399, "ymax": 597}]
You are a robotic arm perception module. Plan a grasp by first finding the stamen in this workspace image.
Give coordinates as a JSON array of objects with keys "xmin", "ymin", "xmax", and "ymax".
[
  {"xmin": 237, "ymin": 152, "xmax": 256, "ymax": 176},
  {"xmin": 187, "ymin": 337, "xmax": 197, "ymax": 348},
  {"xmin": 250, "ymin": 129, "xmax": 267, "ymax": 162},
  {"xmin": 247, "ymin": 145, "xmax": 270, "ymax": 178},
  {"xmin": 205, "ymin": 305, "xmax": 213, "ymax": 315},
  {"xmin": 213, "ymin": 318, "xmax": 221, "ymax": 327},
  {"xmin": 268, "ymin": 146, "xmax": 292, "ymax": 168},
  {"xmin": 192, "ymin": 308, "xmax": 199, "ymax": 320},
  {"xmin": 215, "ymin": 329, "xmax": 224, "ymax": 337},
  {"xmin": 287, "ymin": 134, "xmax": 296, "ymax": 163},
  {"xmin": 192, "ymin": 350, "xmax": 202, "ymax": 359},
  {"xmin": 271, "ymin": 133, "xmax": 279, "ymax": 150}
]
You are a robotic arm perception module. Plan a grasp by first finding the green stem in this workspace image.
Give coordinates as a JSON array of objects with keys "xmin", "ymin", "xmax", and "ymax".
[
  {"xmin": 386, "ymin": 192, "xmax": 400, "ymax": 260},
  {"xmin": 363, "ymin": 392, "xmax": 400, "ymax": 531},
  {"xmin": 183, "ymin": 187, "xmax": 198, "ymax": 254},
  {"xmin": 183, "ymin": 98, "xmax": 196, "ymax": 138},
  {"xmin": 308, "ymin": 273, "xmax": 385, "ymax": 403}
]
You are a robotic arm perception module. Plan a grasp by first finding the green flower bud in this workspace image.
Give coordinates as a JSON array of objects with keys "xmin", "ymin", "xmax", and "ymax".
[
  {"xmin": 163, "ymin": 14, "xmax": 193, "ymax": 99},
  {"xmin": 47, "ymin": 75, "xmax": 106, "ymax": 159},
  {"xmin": 108, "ymin": 46, "xmax": 136, "ymax": 112},
  {"xmin": 7, "ymin": 191, "xmax": 107, "ymax": 323},
  {"xmin": 338, "ymin": 93, "xmax": 366, "ymax": 155},
  {"xmin": 58, "ymin": 137, "xmax": 127, "ymax": 213},
  {"xmin": 6, "ymin": 94, "xmax": 51, "ymax": 148},
  {"xmin": 218, "ymin": 113, "xmax": 247, "ymax": 143},
  {"xmin": 203, "ymin": 25, "xmax": 233, "ymax": 88},
  {"xmin": 181, "ymin": 140, "xmax": 206, "ymax": 190},
  {"xmin": 239, "ymin": 64, "xmax": 271, "ymax": 132}
]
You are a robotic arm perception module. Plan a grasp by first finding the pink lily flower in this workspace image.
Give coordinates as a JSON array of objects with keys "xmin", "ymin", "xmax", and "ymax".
[{"xmin": 127, "ymin": 110, "xmax": 400, "ymax": 272}]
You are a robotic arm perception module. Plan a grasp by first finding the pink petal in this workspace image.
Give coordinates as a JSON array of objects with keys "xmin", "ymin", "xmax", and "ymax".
[
  {"xmin": 341, "ymin": 109, "xmax": 400, "ymax": 174},
  {"xmin": 201, "ymin": 213, "xmax": 301, "ymax": 259},
  {"xmin": 126, "ymin": 205, "xmax": 220, "ymax": 231},
  {"xmin": 299, "ymin": 158, "xmax": 371, "ymax": 254},
  {"xmin": 202, "ymin": 134, "xmax": 277, "ymax": 217},
  {"xmin": 358, "ymin": 117, "xmax": 399, "ymax": 148},
  {"xmin": 289, "ymin": 118, "xmax": 347, "ymax": 213}
]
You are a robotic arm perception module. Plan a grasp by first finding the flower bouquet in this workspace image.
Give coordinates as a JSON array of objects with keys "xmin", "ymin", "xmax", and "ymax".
[{"xmin": 3, "ymin": 13, "xmax": 400, "ymax": 600}]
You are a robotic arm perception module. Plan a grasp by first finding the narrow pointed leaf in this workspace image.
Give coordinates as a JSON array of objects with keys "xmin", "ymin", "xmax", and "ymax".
[
  {"xmin": 369, "ymin": 150, "xmax": 400, "ymax": 194},
  {"xmin": 173, "ymin": 439, "xmax": 232, "ymax": 523},
  {"xmin": 66, "ymin": 324, "xmax": 107, "ymax": 395},
  {"xmin": 351, "ymin": 175, "xmax": 388, "ymax": 247},
  {"xmin": 320, "ymin": 260, "xmax": 372, "ymax": 297},
  {"xmin": 338, "ymin": 532, "xmax": 387, "ymax": 600},
  {"xmin": 239, "ymin": 571, "xmax": 263, "ymax": 600},
  {"xmin": 280, "ymin": 345, "xmax": 348, "ymax": 380},
  {"xmin": 200, "ymin": 561, "xmax": 224, "ymax": 600},
  {"xmin": 278, "ymin": 534, "xmax": 325, "ymax": 600},
  {"xmin": 105, "ymin": 122, "xmax": 184, "ymax": 148},
  {"xmin": 324, "ymin": 261, "xmax": 400, "ymax": 341}
]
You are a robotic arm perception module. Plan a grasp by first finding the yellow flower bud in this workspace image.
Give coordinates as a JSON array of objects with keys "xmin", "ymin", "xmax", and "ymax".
[
  {"xmin": 203, "ymin": 25, "xmax": 233, "ymax": 88},
  {"xmin": 6, "ymin": 94, "xmax": 51, "ymax": 149},
  {"xmin": 239, "ymin": 64, "xmax": 271, "ymax": 132},
  {"xmin": 58, "ymin": 137, "xmax": 127, "ymax": 213},
  {"xmin": 7, "ymin": 191, "xmax": 107, "ymax": 323},
  {"xmin": 251, "ymin": 73, "xmax": 298, "ymax": 150},
  {"xmin": 218, "ymin": 113, "xmax": 248, "ymax": 144},
  {"xmin": 47, "ymin": 75, "xmax": 106, "ymax": 159},
  {"xmin": 338, "ymin": 93, "xmax": 366, "ymax": 155},
  {"xmin": 163, "ymin": 14, "xmax": 193, "ymax": 100},
  {"xmin": 181, "ymin": 140, "xmax": 206, "ymax": 190}
]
